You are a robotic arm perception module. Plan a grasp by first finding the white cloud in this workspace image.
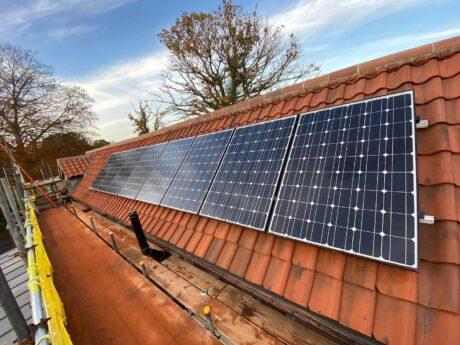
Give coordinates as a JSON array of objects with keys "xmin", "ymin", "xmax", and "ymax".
[
  {"xmin": 271, "ymin": 0, "xmax": 422, "ymax": 38},
  {"xmin": 48, "ymin": 24, "xmax": 96, "ymax": 38},
  {"xmin": 72, "ymin": 51, "xmax": 169, "ymax": 141},
  {"xmin": 0, "ymin": 0, "xmax": 135, "ymax": 35}
]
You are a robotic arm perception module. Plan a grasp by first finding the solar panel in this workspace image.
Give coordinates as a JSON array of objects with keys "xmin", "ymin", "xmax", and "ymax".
[
  {"xmin": 105, "ymin": 147, "xmax": 148, "ymax": 195},
  {"xmin": 269, "ymin": 91, "xmax": 418, "ymax": 268},
  {"xmin": 161, "ymin": 130, "xmax": 234, "ymax": 213},
  {"xmin": 117, "ymin": 144, "xmax": 167, "ymax": 199},
  {"xmin": 91, "ymin": 155, "xmax": 115, "ymax": 191},
  {"xmin": 200, "ymin": 116, "xmax": 296, "ymax": 230},
  {"xmin": 136, "ymin": 137, "xmax": 195, "ymax": 204},
  {"xmin": 91, "ymin": 153, "xmax": 124, "ymax": 192}
]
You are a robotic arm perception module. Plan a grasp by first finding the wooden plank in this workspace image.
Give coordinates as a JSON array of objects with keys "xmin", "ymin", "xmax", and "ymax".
[{"xmin": 74, "ymin": 208, "xmax": 283, "ymax": 345}]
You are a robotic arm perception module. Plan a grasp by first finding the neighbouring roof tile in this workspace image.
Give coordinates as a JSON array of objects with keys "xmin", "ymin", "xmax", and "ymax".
[
  {"xmin": 216, "ymin": 242, "xmax": 238, "ymax": 270},
  {"xmin": 339, "ymin": 283, "xmax": 376, "ymax": 336},
  {"xmin": 373, "ymin": 294, "xmax": 416, "ymax": 345},
  {"xmin": 271, "ymin": 237, "xmax": 295, "ymax": 261},
  {"xmin": 262, "ymin": 257, "xmax": 291, "ymax": 295},
  {"xmin": 419, "ymin": 221, "xmax": 460, "ymax": 264},
  {"xmin": 204, "ymin": 238, "xmax": 225, "ymax": 264},
  {"xmin": 343, "ymin": 256, "xmax": 378, "ymax": 290},
  {"xmin": 315, "ymin": 249, "xmax": 347, "ymax": 280},
  {"xmin": 376, "ymin": 264, "xmax": 418, "ymax": 303},
  {"xmin": 253, "ymin": 233, "xmax": 276, "ymax": 255},
  {"xmin": 283, "ymin": 265, "xmax": 315, "ymax": 307},
  {"xmin": 415, "ymin": 305, "xmax": 460, "ymax": 345},
  {"xmin": 291, "ymin": 243, "xmax": 318, "ymax": 270},
  {"xmin": 245, "ymin": 252, "xmax": 271, "ymax": 285},
  {"xmin": 229, "ymin": 247, "xmax": 253, "ymax": 278},
  {"xmin": 308, "ymin": 273, "xmax": 342, "ymax": 320},
  {"xmin": 57, "ymin": 155, "xmax": 89, "ymax": 179}
]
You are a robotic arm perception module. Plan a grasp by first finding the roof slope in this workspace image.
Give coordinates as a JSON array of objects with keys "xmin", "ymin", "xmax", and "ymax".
[
  {"xmin": 73, "ymin": 36, "xmax": 460, "ymax": 344},
  {"xmin": 57, "ymin": 155, "xmax": 89, "ymax": 180}
]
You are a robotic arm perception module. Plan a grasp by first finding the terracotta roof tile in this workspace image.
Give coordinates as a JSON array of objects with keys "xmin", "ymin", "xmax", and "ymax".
[
  {"xmin": 262, "ymin": 257, "xmax": 291, "ymax": 295},
  {"xmin": 204, "ymin": 238, "xmax": 225, "ymax": 264},
  {"xmin": 373, "ymin": 294, "xmax": 416, "ymax": 345},
  {"xmin": 315, "ymin": 249, "xmax": 347, "ymax": 280},
  {"xmin": 376, "ymin": 264, "xmax": 418, "ymax": 303},
  {"xmin": 229, "ymin": 247, "xmax": 253, "ymax": 278},
  {"xmin": 283, "ymin": 265, "xmax": 315, "ymax": 307},
  {"xmin": 339, "ymin": 283, "xmax": 376, "ymax": 336},
  {"xmin": 271, "ymin": 237, "xmax": 295, "ymax": 261},
  {"xmin": 415, "ymin": 305, "xmax": 460, "ymax": 345},
  {"xmin": 343, "ymin": 256, "xmax": 378, "ymax": 290},
  {"xmin": 238, "ymin": 229, "xmax": 258, "ymax": 249},
  {"xmin": 308, "ymin": 273, "xmax": 342, "ymax": 320},
  {"xmin": 291, "ymin": 243, "xmax": 318, "ymax": 270},
  {"xmin": 244, "ymin": 252, "xmax": 271, "ymax": 285},
  {"xmin": 417, "ymin": 261, "xmax": 460, "ymax": 314},
  {"xmin": 73, "ymin": 38, "xmax": 460, "ymax": 343},
  {"xmin": 215, "ymin": 242, "xmax": 238, "ymax": 270},
  {"xmin": 194, "ymin": 234, "xmax": 213, "ymax": 258},
  {"xmin": 57, "ymin": 155, "xmax": 90, "ymax": 179},
  {"xmin": 419, "ymin": 221, "xmax": 460, "ymax": 264},
  {"xmin": 253, "ymin": 233, "xmax": 276, "ymax": 255}
]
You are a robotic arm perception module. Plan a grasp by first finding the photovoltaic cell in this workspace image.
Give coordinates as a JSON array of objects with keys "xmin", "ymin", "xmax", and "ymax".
[
  {"xmin": 269, "ymin": 91, "xmax": 418, "ymax": 268},
  {"xmin": 200, "ymin": 116, "xmax": 296, "ymax": 230},
  {"xmin": 91, "ymin": 155, "xmax": 116, "ymax": 191},
  {"xmin": 118, "ymin": 143, "xmax": 167, "ymax": 199},
  {"xmin": 161, "ymin": 130, "xmax": 233, "ymax": 213},
  {"xmin": 136, "ymin": 137, "xmax": 194, "ymax": 204}
]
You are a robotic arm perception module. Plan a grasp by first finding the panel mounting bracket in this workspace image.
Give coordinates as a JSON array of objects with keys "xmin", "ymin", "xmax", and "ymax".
[
  {"xmin": 415, "ymin": 116, "xmax": 430, "ymax": 129},
  {"xmin": 418, "ymin": 212, "xmax": 435, "ymax": 224}
]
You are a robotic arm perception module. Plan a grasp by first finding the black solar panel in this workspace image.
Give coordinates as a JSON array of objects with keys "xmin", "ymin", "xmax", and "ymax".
[
  {"xmin": 117, "ymin": 144, "xmax": 167, "ymax": 199},
  {"xmin": 161, "ymin": 130, "xmax": 233, "ymax": 213},
  {"xmin": 91, "ymin": 153, "xmax": 124, "ymax": 192},
  {"xmin": 200, "ymin": 116, "xmax": 296, "ymax": 230},
  {"xmin": 269, "ymin": 91, "xmax": 418, "ymax": 268},
  {"xmin": 136, "ymin": 137, "xmax": 194, "ymax": 204}
]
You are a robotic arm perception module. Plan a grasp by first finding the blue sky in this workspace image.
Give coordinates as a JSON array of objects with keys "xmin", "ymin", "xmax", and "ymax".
[{"xmin": 1, "ymin": 0, "xmax": 459, "ymax": 142}]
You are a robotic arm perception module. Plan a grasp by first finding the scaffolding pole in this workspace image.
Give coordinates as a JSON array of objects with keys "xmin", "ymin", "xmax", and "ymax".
[
  {"xmin": 24, "ymin": 196, "xmax": 50, "ymax": 345},
  {"xmin": 0, "ymin": 178, "xmax": 25, "ymax": 238},
  {"xmin": 0, "ymin": 183, "xmax": 25, "ymax": 254}
]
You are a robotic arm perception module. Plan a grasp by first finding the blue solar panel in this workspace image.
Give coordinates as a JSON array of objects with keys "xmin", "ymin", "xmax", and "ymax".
[
  {"xmin": 269, "ymin": 91, "xmax": 418, "ymax": 269},
  {"xmin": 136, "ymin": 137, "xmax": 194, "ymax": 204},
  {"xmin": 118, "ymin": 144, "xmax": 167, "ymax": 199},
  {"xmin": 91, "ymin": 153, "xmax": 124, "ymax": 193},
  {"xmin": 200, "ymin": 116, "xmax": 296, "ymax": 230},
  {"xmin": 161, "ymin": 130, "xmax": 233, "ymax": 213}
]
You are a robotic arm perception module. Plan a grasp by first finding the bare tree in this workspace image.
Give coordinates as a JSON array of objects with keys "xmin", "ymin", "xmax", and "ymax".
[
  {"xmin": 155, "ymin": 0, "xmax": 319, "ymax": 118},
  {"xmin": 127, "ymin": 101, "xmax": 168, "ymax": 135},
  {"xmin": 0, "ymin": 43, "xmax": 96, "ymax": 153}
]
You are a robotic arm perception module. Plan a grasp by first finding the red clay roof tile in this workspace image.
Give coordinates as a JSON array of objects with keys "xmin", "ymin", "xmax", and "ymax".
[
  {"xmin": 291, "ymin": 242, "xmax": 318, "ymax": 270},
  {"xmin": 57, "ymin": 155, "xmax": 89, "ymax": 179},
  {"xmin": 339, "ymin": 283, "xmax": 376, "ymax": 336},
  {"xmin": 283, "ymin": 265, "xmax": 315, "ymax": 307},
  {"xmin": 315, "ymin": 249, "xmax": 347, "ymax": 280},
  {"xmin": 244, "ymin": 252, "xmax": 271, "ymax": 285},
  {"xmin": 214, "ymin": 223, "xmax": 230, "ymax": 240},
  {"xmin": 417, "ymin": 261, "xmax": 460, "ymax": 314},
  {"xmin": 262, "ymin": 257, "xmax": 291, "ymax": 295},
  {"xmin": 226, "ymin": 224, "xmax": 243, "ymax": 243},
  {"xmin": 176, "ymin": 229, "xmax": 194, "ymax": 249},
  {"xmin": 271, "ymin": 237, "xmax": 295, "ymax": 261},
  {"xmin": 343, "ymin": 256, "xmax": 378, "ymax": 290},
  {"xmin": 194, "ymin": 234, "xmax": 213, "ymax": 258},
  {"xmin": 238, "ymin": 229, "xmax": 259, "ymax": 249},
  {"xmin": 204, "ymin": 238, "xmax": 225, "ymax": 264},
  {"xmin": 308, "ymin": 273, "xmax": 342, "ymax": 320},
  {"xmin": 376, "ymin": 264, "xmax": 418, "ymax": 303},
  {"xmin": 419, "ymin": 221, "xmax": 460, "ymax": 264},
  {"xmin": 253, "ymin": 233, "xmax": 276, "ymax": 255},
  {"xmin": 415, "ymin": 305, "xmax": 460, "ymax": 345},
  {"xmin": 373, "ymin": 294, "xmax": 417, "ymax": 345},
  {"xmin": 229, "ymin": 246, "xmax": 253, "ymax": 278},
  {"xmin": 215, "ymin": 242, "xmax": 238, "ymax": 270}
]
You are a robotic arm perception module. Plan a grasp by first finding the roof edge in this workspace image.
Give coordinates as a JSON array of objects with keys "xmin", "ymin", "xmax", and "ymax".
[{"xmin": 88, "ymin": 35, "xmax": 460, "ymax": 154}]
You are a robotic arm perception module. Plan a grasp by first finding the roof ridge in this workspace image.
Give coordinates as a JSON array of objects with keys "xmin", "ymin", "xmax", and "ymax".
[{"xmin": 88, "ymin": 35, "xmax": 460, "ymax": 154}]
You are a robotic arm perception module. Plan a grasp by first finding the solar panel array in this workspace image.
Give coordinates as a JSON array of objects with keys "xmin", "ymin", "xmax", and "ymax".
[
  {"xmin": 161, "ymin": 130, "xmax": 233, "ymax": 213},
  {"xmin": 136, "ymin": 137, "xmax": 195, "ymax": 204},
  {"xmin": 90, "ymin": 91, "xmax": 418, "ymax": 268},
  {"xmin": 200, "ymin": 117, "xmax": 296, "ymax": 230}
]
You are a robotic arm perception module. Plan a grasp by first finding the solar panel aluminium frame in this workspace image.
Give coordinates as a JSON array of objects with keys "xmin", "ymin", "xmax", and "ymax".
[
  {"xmin": 160, "ymin": 129, "xmax": 235, "ymax": 214},
  {"xmin": 268, "ymin": 91, "xmax": 419, "ymax": 269},
  {"xmin": 199, "ymin": 115, "xmax": 298, "ymax": 231}
]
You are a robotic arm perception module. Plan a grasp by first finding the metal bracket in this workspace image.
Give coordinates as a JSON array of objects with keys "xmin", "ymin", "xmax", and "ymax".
[
  {"xmin": 418, "ymin": 212, "xmax": 435, "ymax": 224},
  {"xmin": 415, "ymin": 116, "xmax": 429, "ymax": 129}
]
